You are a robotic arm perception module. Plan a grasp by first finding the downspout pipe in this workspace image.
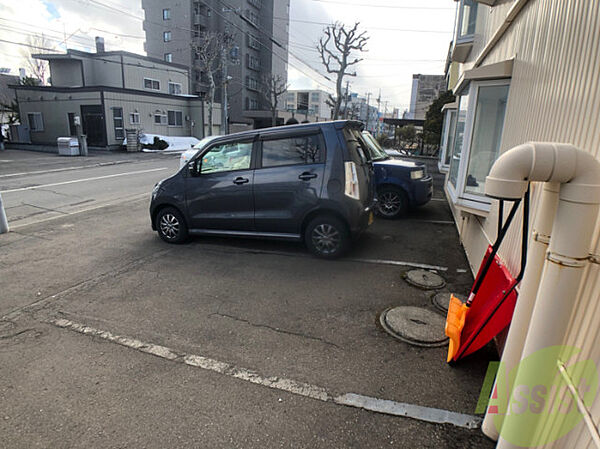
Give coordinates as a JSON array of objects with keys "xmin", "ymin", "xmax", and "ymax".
[
  {"xmin": 481, "ymin": 182, "xmax": 559, "ymax": 440},
  {"xmin": 481, "ymin": 142, "xmax": 600, "ymax": 447}
]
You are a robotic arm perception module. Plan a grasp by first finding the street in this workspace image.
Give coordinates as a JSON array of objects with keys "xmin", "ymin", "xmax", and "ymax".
[{"xmin": 0, "ymin": 150, "xmax": 495, "ymax": 448}]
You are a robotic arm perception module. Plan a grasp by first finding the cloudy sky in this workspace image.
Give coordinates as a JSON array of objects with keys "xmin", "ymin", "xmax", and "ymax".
[{"xmin": 0, "ymin": 0, "xmax": 456, "ymax": 114}]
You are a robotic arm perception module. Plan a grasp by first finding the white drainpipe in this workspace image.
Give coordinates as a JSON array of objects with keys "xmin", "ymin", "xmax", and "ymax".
[
  {"xmin": 481, "ymin": 182, "xmax": 560, "ymax": 440},
  {"xmin": 479, "ymin": 142, "xmax": 600, "ymax": 448}
]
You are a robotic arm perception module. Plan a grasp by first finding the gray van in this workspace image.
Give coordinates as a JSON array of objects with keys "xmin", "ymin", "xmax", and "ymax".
[{"xmin": 150, "ymin": 121, "xmax": 374, "ymax": 258}]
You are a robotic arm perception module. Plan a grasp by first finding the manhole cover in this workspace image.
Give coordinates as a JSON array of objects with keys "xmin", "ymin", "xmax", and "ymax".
[
  {"xmin": 431, "ymin": 292, "xmax": 466, "ymax": 314},
  {"xmin": 404, "ymin": 269, "xmax": 446, "ymax": 290},
  {"xmin": 380, "ymin": 306, "xmax": 448, "ymax": 347}
]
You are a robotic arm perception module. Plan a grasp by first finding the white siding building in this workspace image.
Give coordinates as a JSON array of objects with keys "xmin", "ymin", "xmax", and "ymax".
[{"xmin": 440, "ymin": 1, "xmax": 600, "ymax": 447}]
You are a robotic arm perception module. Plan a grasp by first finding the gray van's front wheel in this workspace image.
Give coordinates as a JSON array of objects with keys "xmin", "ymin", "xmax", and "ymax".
[
  {"xmin": 156, "ymin": 207, "xmax": 188, "ymax": 244},
  {"xmin": 305, "ymin": 216, "xmax": 349, "ymax": 259}
]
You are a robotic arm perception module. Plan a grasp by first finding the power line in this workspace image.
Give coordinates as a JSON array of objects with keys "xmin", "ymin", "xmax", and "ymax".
[
  {"xmin": 304, "ymin": 0, "xmax": 454, "ymax": 10},
  {"xmin": 278, "ymin": 17, "xmax": 453, "ymax": 33}
]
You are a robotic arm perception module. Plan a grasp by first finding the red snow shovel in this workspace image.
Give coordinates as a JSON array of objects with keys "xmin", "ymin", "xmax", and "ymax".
[{"xmin": 446, "ymin": 188, "xmax": 529, "ymax": 363}]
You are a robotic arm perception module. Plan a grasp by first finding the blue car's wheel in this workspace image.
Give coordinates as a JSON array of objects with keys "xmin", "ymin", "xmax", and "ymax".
[{"xmin": 376, "ymin": 187, "xmax": 408, "ymax": 219}]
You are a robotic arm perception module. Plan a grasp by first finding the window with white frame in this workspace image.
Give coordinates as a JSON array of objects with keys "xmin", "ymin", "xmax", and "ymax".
[
  {"xmin": 447, "ymin": 80, "xmax": 510, "ymax": 209},
  {"xmin": 112, "ymin": 108, "xmax": 124, "ymax": 139},
  {"xmin": 457, "ymin": 0, "xmax": 478, "ymax": 40},
  {"xmin": 168, "ymin": 82, "xmax": 182, "ymax": 95},
  {"xmin": 154, "ymin": 113, "xmax": 167, "ymax": 125},
  {"xmin": 439, "ymin": 108, "xmax": 457, "ymax": 170},
  {"xmin": 163, "ymin": 8, "xmax": 171, "ymax": 20},
  {"xmin": 163, "ymin": 31, "xmax": 171, "ymax": 42},
  {"xmin": 144, "ymin": 78, "xmax": 160, "ymax": 90},
  {"xmin": 27, "ymin": 112, "xmax": 44, "ymax": 131},
  {"xmin": 129, "ymin": 112, "xmax": 140, "ymax": 125},
  {"xmin": 167, "ymin": 110, "xmax": 183, "ymax": 126}
]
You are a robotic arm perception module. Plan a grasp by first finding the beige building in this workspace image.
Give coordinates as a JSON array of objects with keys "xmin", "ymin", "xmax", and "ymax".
[
  {"xmin": 440, "ymin": 1, "xmax": 600, "ymax": 447},
  {"xmin": 13, "ymin": 40, "xmax": 220, "ymax": 149}
]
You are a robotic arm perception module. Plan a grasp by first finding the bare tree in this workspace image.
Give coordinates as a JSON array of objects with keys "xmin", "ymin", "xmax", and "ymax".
[
  {"xmin": 317, "ymin": 22, "xmax": 368, "ymax": 120},
  {"xmin": 20, "ymin": 35, "xmax": 53, "ymax": 84},
  {"xmin": 261, "ymin": 74, "xmax": 288, "ymax": 127},
  {"xmin": 191, "ymin": 31, "xmax": 233, "ymax": 136}
]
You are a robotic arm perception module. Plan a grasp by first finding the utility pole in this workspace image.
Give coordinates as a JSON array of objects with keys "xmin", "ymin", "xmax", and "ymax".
[
  {"xmin": 376, "ymin": 89, "xmax": 382, "ymax": 136},
  {"xmin": 365, "ymin": 92, "xmax": 372, "ymax": 131},
  {"xmin": 221, "ymin": 49, "xmax": 229, "ymax": 135},
  {"xmin": 343, "ymin": 81, "xmax": 350, "ymax": 119}
]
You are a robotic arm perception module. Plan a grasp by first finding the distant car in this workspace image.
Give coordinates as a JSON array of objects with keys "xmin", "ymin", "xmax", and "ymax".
[
  {"xmin": 151, "ymin": 121, "xmax": 375, "ymax": 258},
  {"xmin": 179, "ymin": 135, "xmax": 221, "ymax": 168},
  {"xmin": 361, "ymin": 131, "xmax": 432, "ymax": 219}
]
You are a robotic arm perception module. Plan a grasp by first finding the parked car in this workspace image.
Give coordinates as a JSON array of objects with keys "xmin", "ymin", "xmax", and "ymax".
[
  {"xmin": 151, "ymin": 121, "xmax": 375, "ymax": 258},
  {"xmin": 179, "ymin": 135, "xmax": 221, "ymax": 168},
  {"xmin": 361, "ymin": 131, "xmax": 432, "ymax": 219}
]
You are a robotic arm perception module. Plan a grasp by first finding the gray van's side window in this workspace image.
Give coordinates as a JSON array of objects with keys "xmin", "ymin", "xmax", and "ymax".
[
  {"xmin": 261, "ymin": 134, "xmax": 325, "ymax": 168},
  {"xmin": 200, "ymin": 141, "xmax": 253, "ymax": 174}
]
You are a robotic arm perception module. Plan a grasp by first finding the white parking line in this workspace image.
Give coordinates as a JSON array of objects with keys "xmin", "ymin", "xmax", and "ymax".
[
  {"xmin": 48, "ymin": 318, "xmax": 482, "ymax": 430},
  {"xmin": 0, "ymin": 160, "xmax": 136, "ymax": 179},
  {"xmin": 0, "ymin": 167, "xmax": 168, "ymax": 194},
  {"xmin": 348, "ymin": 257, "xmax": 448, "ymax": 272}
]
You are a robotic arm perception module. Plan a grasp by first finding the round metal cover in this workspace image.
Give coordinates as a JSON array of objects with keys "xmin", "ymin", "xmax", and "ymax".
[
  {"xmin": 431, "ymin": 292, "xmax": 466, "ymax": 314},
  {"xmin": 380, "ymin": 306, "xmax": 448, "ymax": 347},
  {"xmin": 404, "ymin": 269, "xmax": 446, "ymax": 290}
]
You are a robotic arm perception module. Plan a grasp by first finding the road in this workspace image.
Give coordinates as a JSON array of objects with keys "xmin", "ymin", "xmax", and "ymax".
[
  {"xmin": 0, "ymin": 150, "xmax": 178, "ymax": 228},
  {"xmin": 0, "ymin": 150, "xmax": 495, "ymax": 448}
]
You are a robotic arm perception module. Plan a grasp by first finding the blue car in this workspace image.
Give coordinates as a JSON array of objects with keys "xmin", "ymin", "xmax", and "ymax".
[{"xmin": 361, "ymin": 131, "xmax": 433, "ymax": 219}]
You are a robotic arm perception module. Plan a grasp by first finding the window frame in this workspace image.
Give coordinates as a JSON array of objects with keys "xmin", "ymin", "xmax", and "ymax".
[
  {"xmin": 455, "ymin": 0, "xmax": 478, "ymax": 43},
  {"xmin": 144, "ymin": 77, "xmax": 160, "ymax": 91},
  {"xmin": 112, "ymin": 107, "xmax": 124, "ymax": 140},
  {"xmin": 446, "ymin": 79, "xmax": 510, "ymax": 212},
  {"xmin": 164, "ymin": 53, "xmax": 172, "ymax": 63},
  {"xmin": 168, "ymin": 82, "xmax": 182, "ymax": 95},
  {"xmin": 167, "ymin": 110, "xmax": 183, "ymax": 127},
  {"xmin": 154, "ymin": 113, "xmax": 167, "ymax": 125},
  {"xmin": 162, "ymin": 8, "xmax": 171, "ymax": 20},
  {"xmin": 129, "ymin": 112, "xmax": 140, "ymax": 125},
  {"xmin": 163, "ymin": 31, "xmax": 172, "ymax": 42},
  {"xmin": 257, "ymin": 131, "xmax": 326, "ymax": 170},
  {"xmin": 195, "ymin": 139, "xmax": 255, "ymax": 175},
  {"xmin": 27, "ymin": 112, "xmax": 44, "ymax": 132},
  {"xmin": 438, "ymin": 107, "xmax": 457, "ymax": 172}
]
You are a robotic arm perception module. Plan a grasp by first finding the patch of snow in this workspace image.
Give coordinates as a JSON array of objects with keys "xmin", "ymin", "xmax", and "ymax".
[{"xmin": 123, "ymin": 133, "xmax": 201, "ymax": 153}]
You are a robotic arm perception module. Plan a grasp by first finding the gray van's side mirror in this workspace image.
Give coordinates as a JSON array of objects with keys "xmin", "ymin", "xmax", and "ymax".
[{"xmin": 188, "ymin": 160, "xmax": 200, "ymax": 177}]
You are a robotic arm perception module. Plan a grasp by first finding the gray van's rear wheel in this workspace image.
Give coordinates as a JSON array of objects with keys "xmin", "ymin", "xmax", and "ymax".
[
  {"xmin": 305, "ymin": 216, "xmax": 349, "ymax": 259},
  {"xmin": 156, "ymin": 207, "xmax": 188, "ymax": 243}
]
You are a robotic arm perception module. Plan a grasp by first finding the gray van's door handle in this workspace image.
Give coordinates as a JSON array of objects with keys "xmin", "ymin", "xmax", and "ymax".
[
  {"xmin": 299, "ymin": 172, "xmax": 317, "ymax": 181},
  {"xmin": 233, "ymin": 177, "xmax": 249, "ymax": 185}
]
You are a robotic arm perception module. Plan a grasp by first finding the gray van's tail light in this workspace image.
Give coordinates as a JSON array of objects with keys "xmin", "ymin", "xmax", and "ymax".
[{"xmin": 344, "ymin": 161, "xmax": 360, "ymax": 200}]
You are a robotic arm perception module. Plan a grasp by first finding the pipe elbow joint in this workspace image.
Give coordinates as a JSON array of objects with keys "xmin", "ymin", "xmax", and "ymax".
[
  {"xmin": 485, "ymin": 143, "xmax": 535, "ymax": 200},
  {"xmin": 485, "ymin": 142, "xmax": 600, "ymax": 203}
]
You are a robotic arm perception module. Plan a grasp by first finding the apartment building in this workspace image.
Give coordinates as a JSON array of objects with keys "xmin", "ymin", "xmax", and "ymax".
[
  {"xmin": 12, "ymin": 39, "xmax": 217, "ymax": 149},
  {"xmin": 439, "ymin": 1, "xmax": 600, "ymax": 448},
  {"xmin": 142, "ymin": 0, "xmax": 290, "ymax": 130},
  {"xmin": 283, "ymin": 89, "xmax": 331, "ymax": 121},
  {"xmin": 405, "ymin": 74, "xmax": 446, "ymax": 120}
]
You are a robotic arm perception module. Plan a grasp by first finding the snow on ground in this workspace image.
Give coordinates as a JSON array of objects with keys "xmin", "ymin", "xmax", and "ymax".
[{"xmin": 122, "ymin": 133, "xmax": 201, "ymax": 153}]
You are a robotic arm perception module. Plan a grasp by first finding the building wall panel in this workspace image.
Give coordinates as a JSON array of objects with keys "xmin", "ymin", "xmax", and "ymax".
[{"xmin": 449, "ymin": 1, "xmax": 600, "ymax": 447}]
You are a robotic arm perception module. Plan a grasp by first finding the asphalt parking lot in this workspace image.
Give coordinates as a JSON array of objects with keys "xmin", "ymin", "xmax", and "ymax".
[{"xmin": 0, "ymin": 151, "xmax": 496, "ymax": 448}]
